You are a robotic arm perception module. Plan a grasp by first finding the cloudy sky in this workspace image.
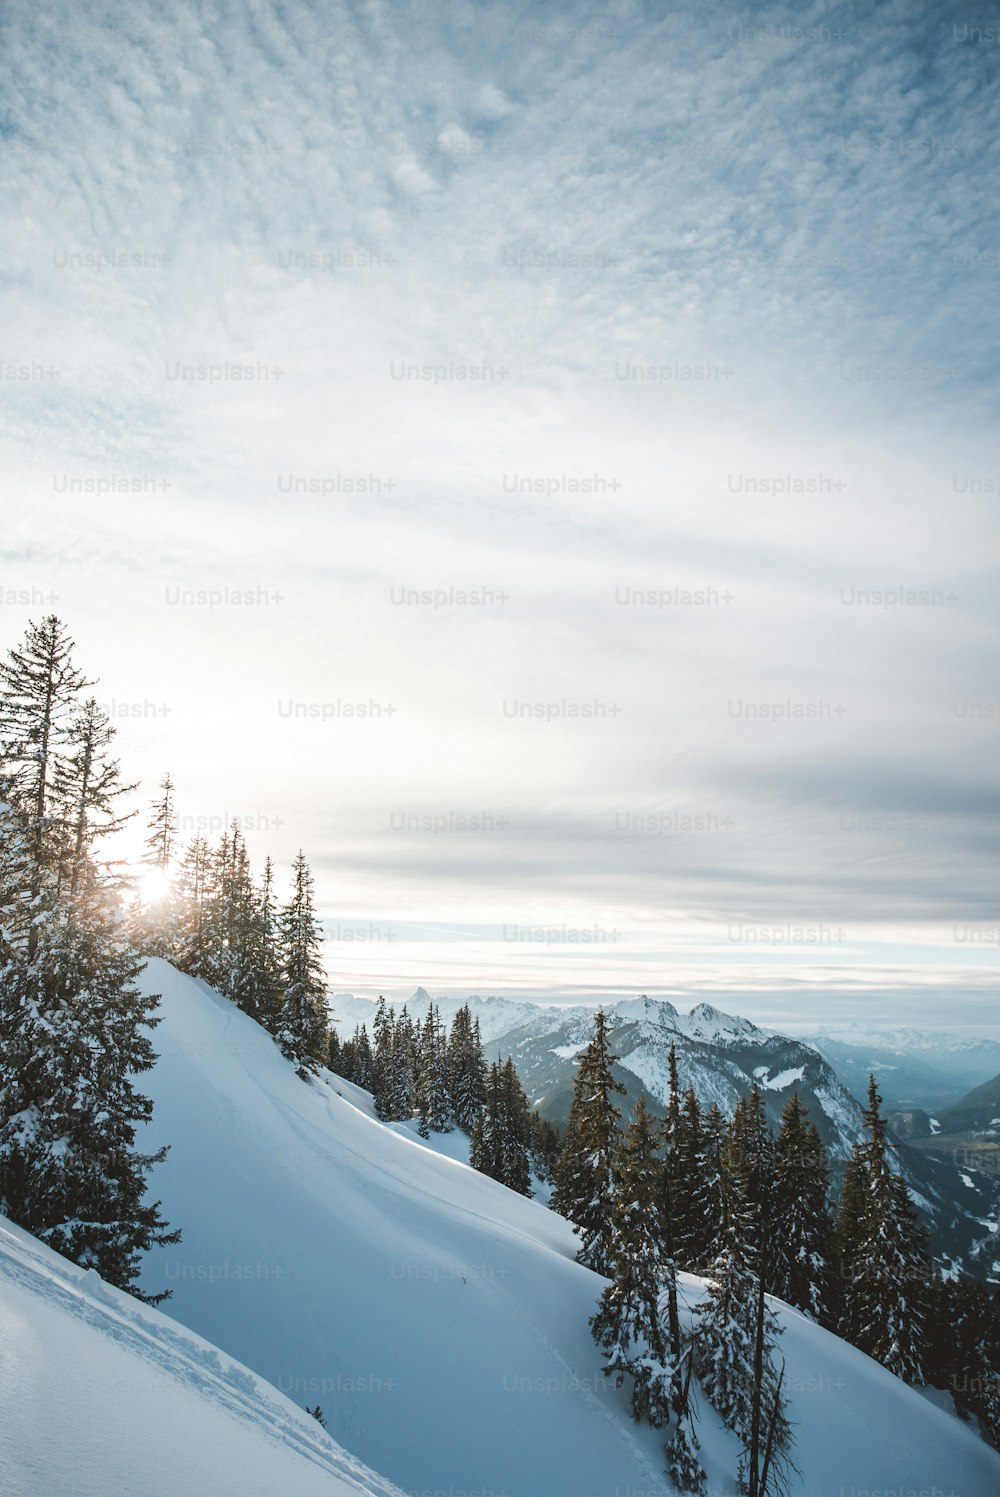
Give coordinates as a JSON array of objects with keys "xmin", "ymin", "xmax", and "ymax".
[{"xmin": 3, "ymin": 0, "xmax": 999, "ymax": 1031}]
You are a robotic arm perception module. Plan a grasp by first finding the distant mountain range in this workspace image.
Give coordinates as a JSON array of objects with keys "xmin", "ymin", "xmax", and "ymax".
[{"xmin": 802, "ymin": 1027, "xmax": 1000, "ymax": 1113}]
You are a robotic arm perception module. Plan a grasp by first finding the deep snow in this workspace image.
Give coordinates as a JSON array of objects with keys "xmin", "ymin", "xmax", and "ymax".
[{"xmin": 0, "ymin": 1213, "xmax": 404, "ymax": 1497}]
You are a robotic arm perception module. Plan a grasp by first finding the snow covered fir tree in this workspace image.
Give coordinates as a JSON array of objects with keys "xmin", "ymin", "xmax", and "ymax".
[{"xmin": 0, "ymin": 617, "xmax": 177, "ymax": 1294}]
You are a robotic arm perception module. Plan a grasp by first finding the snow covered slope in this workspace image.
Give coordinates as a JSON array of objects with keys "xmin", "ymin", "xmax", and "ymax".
[
  {"xmin": 132, "ymin": 961, "xmax": 1000, "ymax": 1497},
  {"xmin": 0, "ymin": 1213, "xmax": 403, "ymax": 1497}
]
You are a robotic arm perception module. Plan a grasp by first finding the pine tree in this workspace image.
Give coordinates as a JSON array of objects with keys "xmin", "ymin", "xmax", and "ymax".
[
  {"xmin": 388, "ymin": 1006, "xmax": 416, "ymax": 1120},
  {"xmin": 693, "ymin": 1222, "xmax": 788, "ymax": 1462},
  {"xmin": 0, "ymin": 617, "xmax": 177, "ymax": 1294},
  {"xmin": 770, "ymin": 1092, "xmax": 833, "ymax": 1323},
  {"xmin": 721, "ymin": 1087, "xmax": 773, "ymax": 1276},
  {"xmin": 552, "ymin": 1008, "xmax": 625, "ymax": 1274},
  {"xmin": 499, "ymin": 1058, "xmax": 532, "ymax": 1195},
  {"xmin": 695, "ymin": 1092, "xmax": 792, "ymax": 1484},
  {"xmin": 591, "ymin": 1096, "xmax": 706, "ymax": 1494},
  {"xmin": 658, "ymin": 1042, "xmax": 684, "ymax": 1257},
  {"xmin": 206, "ymin": 823, "xmax": 258, "ymax": 1003},
  {"xmin": 243, "ymin": 856, "xmax": 283, "ymax": 1033},
  {"xmin": 468, "ymin": 1059, "xmax": 532, "ymax": 1193},
  {"xmin": 741, "ymin": 1272, "xmax": 795, "ymax": 1497},
  {"xmin": 144, "ymin": 773, "xmax": 176, "ymax": 869},
  {"xmin": 446, "ymin": 1004, "xmax": 486, "ymax": 1131},
  {"xmin": 54, "ymin": 696, "xmax": 136, "ymax": 891},
  {"xmin": 470, "ymin": 1062, "xmax": 502, "ymax": 1179},
  {"xmin": 415, "ymin": 1000, "xmax": 451, "ymax": 1134},
  {"xmin": 275, "ymin": 851, "xmax": 329, "ymax": 1077},
  {"xmin": 837, "ymin": 1076, "xmax": 929, "ymax": 1383},
  {"xmin": 0, "ymin": 615, "xmax": 91, "ymax": 952},
  {"xmin": 591, "ymin": 1097, "xmax": 670, "ymax": 1419},
  {"xmin": 673, "ymin": 1087, "xmax": 717, "ymax": 1271},
  {"xmin": 130, "ymin": 774, "xmax": 179, "ymax": 957},
  {"xmin": 0, "ymin": 857, "xmax": 180, "ymax": 1292},
  {"xmin": 328, "ymin": 1026, "xmax": 344, "ymax": 1076},
  {"xmin": 351, "ymin": 1023, "xmax": 373, "ymax": 1091},
  {"xmin": 528, "ymin": 1112, "xmax": 562, "ymax": 1183},
  {"xmin": 371, "ymin": 997, "xmax": 394, "ymax": 1118},
  {"xmin": 170, "ymin": 835, "xmax": 214, "ymax": 979},
  {"xmin": 700, "ymin": 1102, "xmax": 726, "ymax": 1266}
]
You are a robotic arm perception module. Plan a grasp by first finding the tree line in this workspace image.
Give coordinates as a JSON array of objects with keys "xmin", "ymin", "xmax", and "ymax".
[
  {"xmin": 329, "ymin": 997, "xmax": 560, "ymax": 1186},
  {"xmin": 132, "ymin": 773, "xmax": 329, "ymax": 1077}
]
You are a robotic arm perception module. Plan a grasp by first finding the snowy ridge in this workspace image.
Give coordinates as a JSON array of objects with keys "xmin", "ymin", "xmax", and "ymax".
[
  {"xmin": 0, "ymin": 1213, "xmax": 404, "ymax": 1497},
  {"xmin": 116, "ymin": 960, "xmax": 1000, "ymax": 1496},
  {"xmin": 478, "ymin": 991, "xmax": 865, "ymax": 1158},
  {"xmin": 676, "ymin": 1001, "xmax": 766, "ymax": 1046}
]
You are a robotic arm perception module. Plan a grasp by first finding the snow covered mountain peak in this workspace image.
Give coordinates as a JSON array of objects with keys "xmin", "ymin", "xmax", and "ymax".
[
  {"xmin": 678, "ymin": 1001, "xmax": 766, "ymax": 1046},
  {"xmin": 608, "ymin": 993, "xmax": 681, "ymax": 1027}
]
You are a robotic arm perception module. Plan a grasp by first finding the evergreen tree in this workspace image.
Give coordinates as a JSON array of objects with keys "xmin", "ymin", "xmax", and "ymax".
[
  {"xmin": 143, "ymin": 773, "xmax": 177, "ymax": 869},
  {"xmin": 693, "ymin": 1223, "xmax": 789, "ymax": 1468},
  {"xmin": 446, "ymin": 1004, "xmax": 486, "ymax": 1131},
  {"xmin": 591, "ymin": 1096, "xmax": 706, "ymax": 1494},
  {"xmin": 469, "ymin": 1059, "xmax": 532, "ymax": 1194},
  {"xmin": 0, "ymin": 775, "xmax": 32, "ymax": 959},
  {"xmin": 658, "ymin": 1042, "xmax": 684, "ymax": 1259},
  {"xmin": 673, "ymin": 1087, "xmax": 717, "ymax": 1271},
  {"xmin": 552, "ymin": 1008, "xmax": 625, "ymax": 1274},
  {"xmin": 0, "ymin": 857, "xmax": 179, "ymax": 1292},
  {"xmin": 54, "ymin": 696, "xmax": 136, "ymax": 891},
  {"xmin": 833, "ymin": 1154, "xmax": 867, "ymax": 1341},
  {"xmin": 130, "ymin": 774, "xmax": 179, "ymax": 958},
  {"xmin": 770, "ymin": 1092, "xmax": 833, "ymax": 1323},
  {"xmin": 741, "ymin": 1273, "xmax": 795, "ymax": 1497},
  {"xmin": 528, "ymin": 1112, "xmax": 562, "ymax": 1183},
  {"xmin": 591, "ymin": 1097, "xmax": 671, "ymax": 1419},
  {"xmin": 206, "ymin": 823, "xmax": 258, "ymax": 1003},
  {"xmin": 243, "ymin": 856, "xmax": 283, "ymax": 1033},
  {"xmin": 351, "ymin": 1023, "xmax": 373, "ymax": 1091},
  {"xmin": 721, "ymin": 1087, "xmax": 773, "ymax": 1276},
  {"xmin": 388, "ymin": 1005, "xmax": 416, "ymax": 1120},
  {"xmin": 0, "ymin": 617, "xmax": 177, "ymax": 1294},
  {"xmin": 470, "ymin": 1062, "xmax": 503, "ymax": 1179},
  {"xmin": 695, "ymin": 1091, "xmax": 792, "ymax": 1485},
  {"xmin": 275, "ymin": 851, "xmax": 329, "ymax": 1077},
  {"xmin": 700, "ymin": 1102, "xmax": 726, "ymax": 1266},
  {"xmin": 170, "ymin": 835, "xmax": 214, "ymax": 980},
  {"xmin": 0, "ymin": 615, "xmax": 91, "ymax": 951},
  {"xmin": 328, "ymin": 1026, "xmax": 343, "ymax": 1077},
  {"xmin": 371, "ymin": 997, "xmax": 394, "ymax": 1119},
  {"xmin": 837, "ymin": 1076, "xmax": 929, "ymax": 1383},
  {"xmin": 415, "ymin": 1000, "xmax": 451, "ymax": 1134},
  {"xmin": 499, "ymin": 1058, "xmax": 532, "ymax": 1194}
]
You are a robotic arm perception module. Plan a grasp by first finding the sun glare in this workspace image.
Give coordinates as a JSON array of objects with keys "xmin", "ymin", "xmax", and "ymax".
[{"xmin": 135, "ymin": 866, "xmax": 172, "ymax": 905}]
